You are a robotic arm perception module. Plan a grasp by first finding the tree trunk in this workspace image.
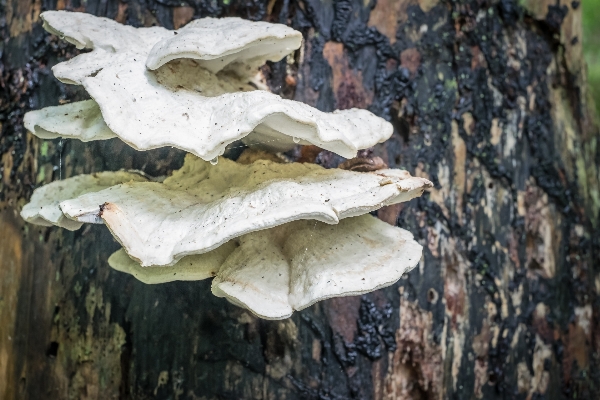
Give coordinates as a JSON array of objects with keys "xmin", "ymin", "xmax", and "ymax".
[{"xmin": 1, "ymin": 0, "xmax": 599, "ymax": 399}]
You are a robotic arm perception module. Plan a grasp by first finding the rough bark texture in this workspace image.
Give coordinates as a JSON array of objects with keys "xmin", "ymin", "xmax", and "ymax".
[{"xmin": 1, "ymin": 0, "xmax": 599, "ymax": 399}]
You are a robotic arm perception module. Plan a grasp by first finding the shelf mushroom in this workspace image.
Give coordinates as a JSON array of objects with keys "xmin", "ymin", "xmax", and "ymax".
[
  {"xmin": 21, "ymin": 158, "xmax": 428, "ymax": 319},
  {"xmin": 21, "ymin": 170, "xmax": 149, "ymax": 230},
  {"xmin": 57, "ymin": 155, "xmax": 431, "ymax": 266},
  {"xmin": 21, "ymin": 11, "xmax": 434, "ymax": 320},
  {"xmin": 24, "ymin": 11, "xmax": 393, "ymax": 160},
  {"xmin": 110, "ymin": 215, "xmax": 422, "ymax": 320}
]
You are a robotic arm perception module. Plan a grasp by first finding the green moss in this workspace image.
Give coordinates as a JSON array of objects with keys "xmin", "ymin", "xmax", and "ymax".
[
  {"xmin": 444, "ymin": 78, "xmax": 458, "ymax": 91},
  {"xmin": 74, "ymin": 281, "xmax": 82, "ymax": 297},
  {"xmin": 40, "ymin": 142, "xmax": 49, "ymax": 157},
  {"xmin": 36, "ymin": 165, "xmax": 45, "ymax": 183},
  {"xmin": 584, "ymin": 0, "xmax": 600, "ymax": 115}
]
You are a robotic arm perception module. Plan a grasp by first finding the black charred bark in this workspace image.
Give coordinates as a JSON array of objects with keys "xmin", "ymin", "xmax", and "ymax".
[{"xmin": 1, "ymin": 1, "xmax": 599, "ymax": 399}]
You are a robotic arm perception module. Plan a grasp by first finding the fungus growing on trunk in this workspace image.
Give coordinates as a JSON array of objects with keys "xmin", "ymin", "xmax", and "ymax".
[
  {"xmin": 21, "ymin": 11, "xmax": 434, "ymax": 320},
  {"xmin": 109, "ymin": 215, "xmax": 422, "ymax": 320},
  {"xmin": 25, "ymin": 11, "xmax": 393, "ymax": 160},
  {"xmin": 20, "ymin": 171, "xmax": 148, "ymax": 230},
  {"xmin": 24, "ymin": 100, "xmax": 115, "ymax": 141},
  {"xmin": 57, "ymin": 155, "xmax": 431, "ymax": 266}
]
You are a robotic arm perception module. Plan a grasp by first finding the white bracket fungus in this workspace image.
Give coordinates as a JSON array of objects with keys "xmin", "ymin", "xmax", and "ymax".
[
  {"xmin": 144, "ymin": 17, "xmax": 304, "ymax": 76},
  {"xmin": 57, "ymin": 155, "xmax": 431, "ymax": 266},
  {"xmin": 20, "ymin": 11, "xmax": 434, "ymax": 320},
  {"xmin": 24, "ymin": 100, "xmax": 115, "ymax": 142},
  {"xmin": 20, "ymin": 170, "xmax": 148, "ymax": 230},
  {"xmin": 108, "ymin": 215, "xmax": 422, "ymax": 320},
  {"xmin": 24, "ymin": 11, "xmax": 393, "ymax": 160}
]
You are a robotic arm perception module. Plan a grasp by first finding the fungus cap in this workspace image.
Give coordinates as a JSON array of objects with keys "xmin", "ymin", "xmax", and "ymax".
[
  {"xmin": 20, "ymin": 170, "xmax": 148, "ymax": 230},
  {"xmin": 29, "ymin": 11, "xmax": 393, "ymax": 160},
  {"xmin": 24, "ymin": 100, "xmax": 116, "ymax": 141},
  {"xmin": 145, "ymin": 17, "xmax": 303, "ymax": 74},
  {"xmin": 58, "ymin": 155, "xmax": 432, "ymax": 266}
]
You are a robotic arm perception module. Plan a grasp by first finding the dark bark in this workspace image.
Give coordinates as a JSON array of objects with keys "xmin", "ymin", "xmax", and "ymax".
[{"xmin": 1, "ymin": 0, "xmax": 599, "ymax": 399}]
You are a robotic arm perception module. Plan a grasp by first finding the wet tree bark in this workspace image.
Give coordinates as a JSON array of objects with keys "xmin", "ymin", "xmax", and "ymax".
[{"xmin": 1, "ymin": 0, "xmax": 599, "ymax": 399}]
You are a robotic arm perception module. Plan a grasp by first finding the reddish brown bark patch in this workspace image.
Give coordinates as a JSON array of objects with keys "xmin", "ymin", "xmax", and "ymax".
[
  {"xmin": 470, "ymin": 45, "xmax": 487, "ymax": 70},
  {"xmin": 368, "ymin": 0, "xmax": 415, "ymax": 44},
  {"xmin": 322, "ymin": 42, "xmax": 373, "ymax": 110},
  {"xmin": 444, "ymin": 252, "xmax": 466, "ymax": 329},
  {"xmin": 173, "ymin": 6, "xmax": 194, "ymax": 30},
  {"xmin": 400, "ymin": 48, "xmax": 422, "ymax": 76},
  {"xmin": 563, "ymin": 305, "xmax": 592, "ymax": 384},
  {"xmin": 296, "ymin": 145, "xmax": 323, "ymax": 164},
  {"xmin": 384, "ymin": 289, "xmax": 443, "ymax": 399},
  {"xmin": 325, "ymin": 296, "xmax": 361, "ymax": 343},
  {"xmin": 524, "ymin": 182, "xmax": 559, "ymax": 279},
  {"xmin": 378, "ymin": 204, "xmax": 404, "ymax": 226},
  {"xmin": 114, "ymin": 1, "xmax": 128, "ymax": 24},
  {"xmin": 531, "ymin": 303, "xmax": 553, "ymax": 343},
  {"xmin": 0, "ymin": 211, "xmax": 24, "ymax": 400}
]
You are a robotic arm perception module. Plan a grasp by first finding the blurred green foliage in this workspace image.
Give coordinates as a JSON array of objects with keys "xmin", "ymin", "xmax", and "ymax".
[{"xmin": 584, "ymin": 0, "xmax": 600, "ymax": 115}]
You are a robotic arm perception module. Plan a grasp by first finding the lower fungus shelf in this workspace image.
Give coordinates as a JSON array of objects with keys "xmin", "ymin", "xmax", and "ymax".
[
  {"xmin": 108, "ymin": 214, "xmax": 422, "ymax": 320},
  {"xmin": 22, "ymin": 153, "xmax": 430, "ymax": 320},
  {"xmin": 58, "ymin": 154, "xmax": 431, "ymax": 267}
]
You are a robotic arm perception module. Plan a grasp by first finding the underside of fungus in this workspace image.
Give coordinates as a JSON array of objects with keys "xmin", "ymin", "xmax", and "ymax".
[
  {"xmin": 109, "ymin": 215, "xmax": 422, "ymax": 320},
  {"xmin": 24, "ymin": 11, "xmax": 394, "ymax": 160}
]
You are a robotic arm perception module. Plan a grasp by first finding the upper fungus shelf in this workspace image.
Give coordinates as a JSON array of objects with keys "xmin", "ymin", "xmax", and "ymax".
[{"xmin": 25, "ymin": 11, "xmax": 394, "ymax": 160}]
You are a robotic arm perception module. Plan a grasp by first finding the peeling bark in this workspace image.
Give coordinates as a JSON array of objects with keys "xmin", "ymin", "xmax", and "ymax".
[{"xmin": 1, "ymin": 0, "xmax": 599, "ymax": 399}]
